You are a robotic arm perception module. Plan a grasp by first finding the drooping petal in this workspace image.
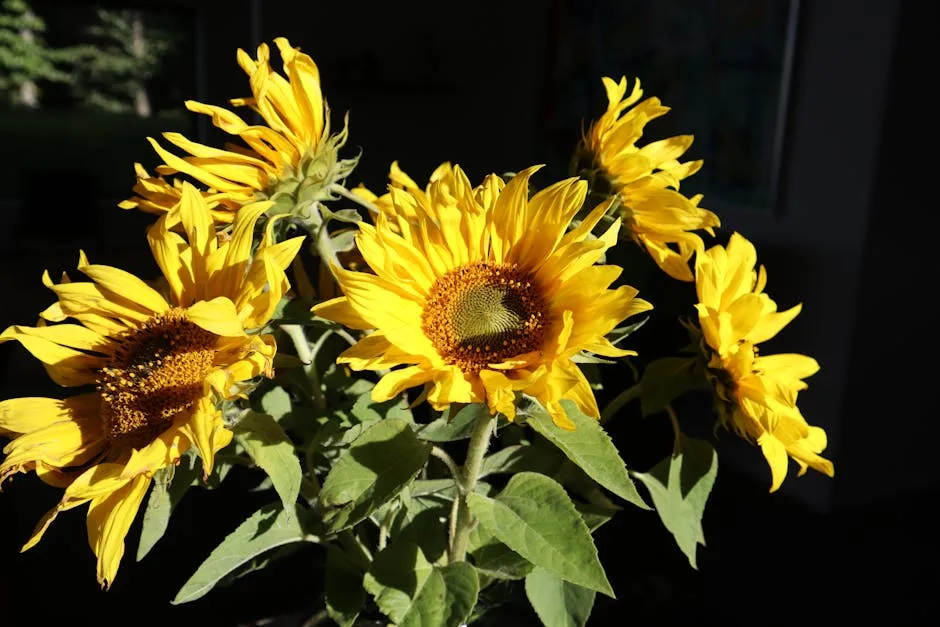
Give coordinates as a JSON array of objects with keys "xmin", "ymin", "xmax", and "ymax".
[
  {"xmin": 86, "ymin": 474, "xmax": 151, "ymax": 588},
  {"xmin": 179, "ymin": 396, "xmax": 232, "ymax": 479}
]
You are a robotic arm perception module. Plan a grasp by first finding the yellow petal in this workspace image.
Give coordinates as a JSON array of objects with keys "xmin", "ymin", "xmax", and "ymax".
[
  {"xmin": 312, "ymin": 296, "xmax": 374, "ymax": 330},
  {"xmin": 44, "ymin": 278, "xmax": 153, "ymax": 326},
  {"xmin": 749, "ymin": 303, "xmax": 802, "ymax": 344},
  {"xmin": 147, "ymin": 136, "xmax": 250, "ymax": 194},
  {"xmin": 78, "ymin": 259, "xmax": 169, "ymax": 316},
  {"xmin": 121, "ymin": 426, "xmax": 189, "ymax": 478},
  {"xmin": 216, "ymin": 200, "xmax": 271, "ymax": 298},
  {"xmin": 333, "ymin": 267, "xmax": 437, "ymax": 359},
  {"xmin": 558, "ymin": 360, "xmax": 600, "ymax": 419},
  {"xmin": 1, "ymin": 415, "xmax": 104, "ymax": 484},
  {"xmin": 479, "ymin": 369, "xmax": 524, "ymax": 420},
  {"xmin": 148, "ymin": 214, "xmax": 195, "ymax": 306},
  {"xmin": 426, "ymin": 366, "xmax": 478, "ymax": 407},
  {"xmin": 0, "ymin": 394, "xmax": 97, "ymax": 435},
  {"xmin": 756, "ymin": 353, "xmax": 820, "ymax": 383},
  {"xmin": 0, "ymin": 326, "xmax": 105, "ymax": 386},
  {"xmin": 20, "ymin": 462, "xmax": 129, "ymax": 553},
  {"xmin": 179, "ymin": 396, "xmax": 232, "ymax": 478},
  {"xmin": 178, "ymin": 182, "xmax": 218, "ymax": 289},
  {"xmin": 187, "ymin": 297, "xmax": 246, "ymax": 337},
  {"xmin": 86, "ymin": 474, "xmax": 151, "ymax": 588},
  {"xmin": 757, "ymin": 432, "xmax": 789, "ymax": 492},
  {"xmin": 372, "ymin": 365, "xmax": 436, "ymax": 401},
  {"xmin": 0, "ymin": 323, "xmax": 111, "ymax": 354},
  {"xmin": 337, "ymin": 332, "xmax": 421, "ymax": 371},
  {"xmin": 216, "ymin": 334, "xmax": 277, "ymax": 386}
]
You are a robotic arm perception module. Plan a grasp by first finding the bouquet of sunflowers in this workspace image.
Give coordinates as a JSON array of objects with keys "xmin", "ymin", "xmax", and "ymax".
[{"xmin": 0, "ymin": 37, "xmax": 833, "ymax": 626}]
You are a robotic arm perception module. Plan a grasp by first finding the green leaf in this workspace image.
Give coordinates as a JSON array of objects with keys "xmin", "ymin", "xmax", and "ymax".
[
  {"xmin": 408, "ymin": 479, "xmax": 492, "ymax": 501},
  {"xmin": 638, "ymin": 356, "xmax": 706, "ymax": 416},
  {"xmin": 234, "ymin": 412, "xmax": 302, "ymax": 516},
  {"xmin": 575, "ymin": 502, "xmax": 618, "ymax": 533},
  {"xmin": 392, "ymin": 502, "xmax": 450, "ymax": 563},
  {"xmin": 467, "ymin": 523, "xmax": 534, "ymax": 581},
  {"xmin": 136, "ymin": 454, "xmax": 199, "ymax": 561},
  {"xmin": 411, "ymin": 562, "xmax": 478, "ymax": 627},
  {"xmin": 364, "ymin": 542, "xmax": 479, "ymax": 627},
  {"xmin": 268, "ymin": 295, "xmax": 326, "ymax": 327},
  {"xmin": 479, "ymin": 444, "xmax": 531, "ymax": 478},
  {"xmin": 632, "ymin": 435, "xmax": 718, "ymax": 568},
  {"xmin": 363, "ymin": 542, "xmax": 433, "ymax": 623},
  {"xmin": 525, "ymin": 567, "xmax": 595, "ymax": 627},
  {"xmin": 321, "ymin": 207, "xmax": 363, "ymax": 224},
  {"xmin": 409, "ymin": 478, "xmax": 460, "ymax": 499},
  {"xmin": 466, "ymin": 472, "xmax": 614, "ymax": 597},
  {"xmin": 326, "ymin": 546, "xmax": 367, "ymax": 627},
  {"xmin": 415, "ymin": 403, "xmax": 479, "ymax": 442},
  {"xmin": 320, "ymin": 418, "xmax": 432, "ymax": 532},
  {"xmin": 172, "ymin": 503, "xmax": 314, "ymax": 604},
  {"xmin": 203, "ymin": 457, "xmax": 232, "ymax": 490},
  {"xmin": 608, "ymin": 316, "xmax": 649, "ymax": 346},
  {"xmin": 217, "ymin": 544, "xmax": 302, "ymax": 589},
  {"xmin": 351, "ymin": 392, "xmax": 413, "ymax": 425},
  {"xmin": 259, "ymin": 385, "xmax": 293, "ymax": 423},
  {"xmin": 528, "ymin": 400, "xmax": 648, "ymax": 510}
]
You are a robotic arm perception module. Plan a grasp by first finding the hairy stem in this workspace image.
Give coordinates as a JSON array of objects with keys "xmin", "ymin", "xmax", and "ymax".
[
  {"xmin": 283, "ymin": 324, "xmax": 326, "ymax": 410},
  {"xmin": 449, "ymin": 405, "xmax": 495, "ymax": 563},
  {"xmin": 330, "ymin": 183, "xmax": 380, "ymax": 215},
  {"xmin": 431, "ymin": 446, "xmax": 462, "ymax": 485}
]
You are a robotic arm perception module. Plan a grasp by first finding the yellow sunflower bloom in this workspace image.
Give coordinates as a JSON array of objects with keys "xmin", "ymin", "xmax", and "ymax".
[
  {"xmin": 127, "ymin": 37, "xmax": 355, "ymax": 221},
  {"xmin": 314, "ymin": 165, "xmax": 652, "ymax": 429},
  {"xmin": 693, "ymin": 232, "xmax": 833, "ymax": 491},
  {"xmin": 352, "ymin": 160, "xmax": 458, "ymax": 220},
  {"xmin": 0, "ymin": 183, "xmax": 303, "ymax": 587},
  {"xmin": 585, "ymin": 76, "xmax": 720, "ymax": 281}
]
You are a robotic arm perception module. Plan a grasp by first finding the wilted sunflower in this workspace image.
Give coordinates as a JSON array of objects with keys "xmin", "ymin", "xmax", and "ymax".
[
  {"xmin": 693, "ymin": 232, "xmax": 833, "ymax": 491},
  {"xmin": 0, "ymin": 184, "xmax": 303, "ymax": 587},
  {"xmin": 584, "ymin": 76, "xmax": 720, "ymax": 281},
  {"xmin": 314, "ymin": 165, "xmax": 652, "ymax": 429},
  {"xmin": 122, "ymin": 37, "xmax": 355, "ymax": 223}
]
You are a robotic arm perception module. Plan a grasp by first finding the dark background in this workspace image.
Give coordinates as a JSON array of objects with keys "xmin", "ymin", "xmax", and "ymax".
[{"xmin": 1, "ymin": 0, "xmax": 937, "ymax": 625}]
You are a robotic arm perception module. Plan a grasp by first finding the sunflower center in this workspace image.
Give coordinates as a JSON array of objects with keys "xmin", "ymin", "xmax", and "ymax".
[
  {"xmin": 422, "ymin": 262, "xmax": 550, "ymax": 374},
  {"xmin": 98, "ymin": 309, "xmax": 217, "ymax": 450}
]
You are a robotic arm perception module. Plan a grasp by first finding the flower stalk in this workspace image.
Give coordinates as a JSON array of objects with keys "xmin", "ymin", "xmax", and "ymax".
[{"xmin": 449, "ymin": 405, "xmax": 496, "ymax": 564}]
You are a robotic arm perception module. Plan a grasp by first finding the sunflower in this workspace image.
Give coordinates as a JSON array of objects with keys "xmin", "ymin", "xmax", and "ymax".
[
  {"xmin": 693, "ymin": 232, "xmax": 833, "ymax": 491},
  {"xmin": 0, "ymin": 183, "xmax": 303, "ymax": 587},
  {"xmin": 352, "ymin": 160, "xmax": 458, "ymax": 220},
  {"xmin": 584, "ymin": 76, "xmax": 720, "ymax": 281},
  {"xmin": 313, "ymin": 165, "xmax": 652, "ymax": 429},
  {"xmin": 125, "ymin": 37, "xmax": 355, "ymax": 222}
]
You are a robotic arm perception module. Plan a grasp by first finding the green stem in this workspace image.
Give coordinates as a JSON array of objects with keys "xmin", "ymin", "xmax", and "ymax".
[
  {"xmin": 431, "ymin": 446, "xmax": 461, "ymax": 485},
  {"xmin": 449, "ymin": 405, "xmax": 495, "ymax": 564},
  {"xmin": 283, "ymin": 324, "xmax": 326, "ymax": 411},
  {"xmin": 330, "ymin": 183, "xmax": 381, "ymax": 215},
  {"xmin": 339, "ymin": 530, "xmax": 372, "ymax": 568},
  {"xmin": 666, "ymin": 404, "xmax": 682, "ymax": 455},
  {"xmin": 315, "ymin": 216, "xmax": 343, "ymax": 279},
  {"xmin": 333, "ymin": 327, "xmax": 358, "ymax": 346},
  {"xmin": 378, "ymin": 503, "xmax": 398, "ymax": 552}
]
